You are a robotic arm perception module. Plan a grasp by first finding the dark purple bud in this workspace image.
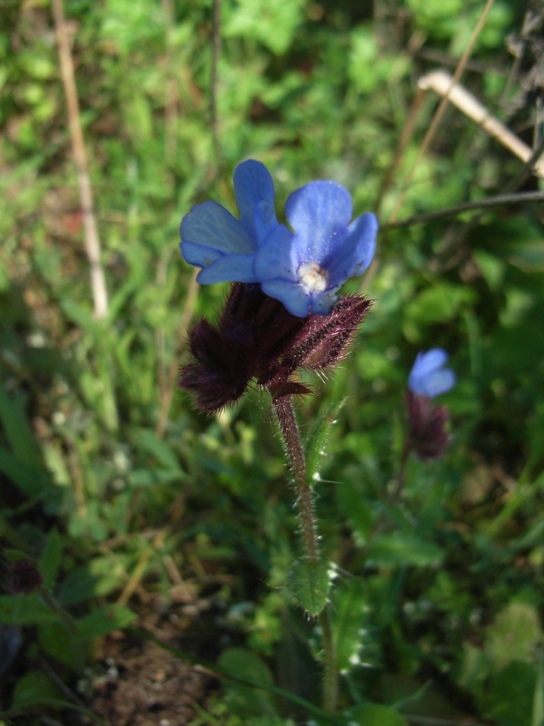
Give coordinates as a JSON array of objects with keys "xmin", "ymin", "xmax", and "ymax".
[
  {"xmin": 9, "ymin": 558, "xmax": 43, "ymax": 595},
  {"xmin": 179, "ymin": 284, "xmax": 372, "ymax": 413},
  {"xmin": 406, "ymin": 390, "xmax": 450, "ymax": 460}
]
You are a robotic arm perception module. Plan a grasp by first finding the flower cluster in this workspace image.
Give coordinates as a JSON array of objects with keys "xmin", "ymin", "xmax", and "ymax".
[
  {"xmin": 180, "ymin": 160, "xmax": 378, "ymax": 318},
  {"xmin": 406, "ymin": 349, "xmax": 456, "ymax": 459},
  {"xmin": 179, "ymin": 160, "xmax": 377, "ymax": 412}
]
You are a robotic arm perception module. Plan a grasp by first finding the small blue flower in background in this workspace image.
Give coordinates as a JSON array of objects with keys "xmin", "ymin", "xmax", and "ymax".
[
  {"xmin": 408, "ymin": 349, "xmax": 456, "ymax": 398},
  {"xmin": 254, "ymin": 181, "xmax": 377, "ymax": 317},
  {"xmin": 180, "ymin": 160, "xmax": 280, "ymax": 284},
  {"xmin": 180, "ymin": 160, "xmax": 378, "ymax": 318}
]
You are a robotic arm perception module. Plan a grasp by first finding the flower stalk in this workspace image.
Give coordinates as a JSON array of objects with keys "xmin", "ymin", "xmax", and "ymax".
[
  {"xmin": 273, "ymin": 392, "xmax": 339, "ymax": 713},
  {"xmin": 272, "ymin": 393, "xmax": 320, "ymax": 563}
]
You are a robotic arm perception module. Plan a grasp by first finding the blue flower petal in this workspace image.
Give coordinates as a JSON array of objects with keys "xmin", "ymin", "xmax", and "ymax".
[
  {"xmin": 196, "ymin": 254, "xmax": 257, "ymax": 284},
  {"xmin": 408, "ymin": 349, "xmax": 456, "ymax": 397},
  {"xmin": 234, "ymin": 160, "xmax": 278, "ymax": 241},
  {"xmin": 260, "ymin": 279, "xmax": 314, "ymax": 318},
  {"xmin": 181, "ymin": 200, "xmax": 256, "ymax": 257},
  {"xmin": 254, "ymin": 227, "xmax": 298, "ymax": 282},
  {"xmin": 326, "ymin": 212, "xmax": 378, "ymax": 285},
  {"xmin": 285, "ymin": 181, "xmax": 352, "ymax": 262}
]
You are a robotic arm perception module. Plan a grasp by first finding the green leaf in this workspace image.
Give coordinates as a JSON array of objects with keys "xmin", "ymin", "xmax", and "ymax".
[
  {"xmin": 346, "ymin": 702, "xmax": 408, "ymax": 725},
  {"xmin": 405, "ymin": 283, "xmax": 476, "ymax": 326},
  {"xmin": 485, "ymin": 661, "xmax": 536, "ymax": 726},
  {"xmin": 75, "ymin": 604, "xmax": 136, "ymax": 638},
  {"xmin": 485, "ymin": 601, "xmax": 542, "ymax": 672},
  {"xmin": 10, "ymin": 670, "xmax": 62, "ymax": 710},
  {"xmin": 332, "ymin": 578, "xmax": 369, "ymax": 672},
  {"xmin": 532, "ymin": 650, "xmax": 544, "ymax": 726},
  {"xmin": 38, "ymin": 622, "xmax": 88, "ymax": 673},
  {"xmin": 218, "ymin": 647, "xmax": 279, "ymax": 718},
  {"xmin": 335, "ymin": 478, "xmax": 375, "ymax": 544},
  {"xmin": 366, "ymin": 534, "xmax": 444, "ymax": 567},
  {"xmin": 0, "ymin": 388, "xmax": 42, "ymax": 467},
  {"xmin": 0, "ymin": 594, "xmax": 58, "ymax": 626},
  {"xmin": 304, "ymin": 398, "xmax": 345, "ymax": 483},
  {"xmin": 57, "ymin": 556, "xmax": 130, "ymax": 606},
  {"xmin": 131, "ymin": 428, "xmax": 183, "ymax": 470},
  {"xmin": 40, "ymin": 529, "xmax": 62, "ymax": 589},
  {"xmin": 0, "ymin": 447, "xmax": 49, "ymax": 498},
  {"xmin": 286, "ymin": 559, "xmax": 331, "ymax": 616}
]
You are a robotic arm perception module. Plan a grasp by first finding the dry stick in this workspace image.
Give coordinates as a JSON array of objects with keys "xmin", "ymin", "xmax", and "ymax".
[
  {"xmin": 51, "ymin": 0, "xmax": 108, "ymax": 319},
  {"xmin": 211, "ymin": 0, "xmax": 222, "ymax": 165},
  {"xmin": 388, "ymin": 0, "xmax": 496, "ymax": 223},
  {"xmin": 385, "ymin": 190, "xmax": 544, "ymax": 228},
  {"xmin": 419, "ymin": 70, "xmax": 544, "ymax": 178},
  {"xmin": 155, "ymin": 269, "xmax": 199, "ymax": 438},
  {"xmin": 162, "ymin": 0, "xmax": 178, "ymax": 161}
]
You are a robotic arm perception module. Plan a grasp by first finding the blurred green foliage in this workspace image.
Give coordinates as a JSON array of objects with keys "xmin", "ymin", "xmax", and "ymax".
[{"xmin": 1, "ymin": 0, "xmax": 543, "ymax": 723}]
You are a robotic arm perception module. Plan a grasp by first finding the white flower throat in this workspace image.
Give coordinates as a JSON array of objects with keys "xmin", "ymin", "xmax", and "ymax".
[{"xmin": 298, "ymin": 261, "xmax": 328, "ymax": 293}]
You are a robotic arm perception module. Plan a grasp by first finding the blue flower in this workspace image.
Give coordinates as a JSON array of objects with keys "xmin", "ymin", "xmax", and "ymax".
[
  {"xmin": 408, "ymin": 349, "xmax": 456, "ymax": 398},
  {"xmin": 253, "ymin": 181, "xmax": 378, "ymax": 317},
  {"xmin": 180, "ymin": 160, "xmax": 280, "ymax": 284}
]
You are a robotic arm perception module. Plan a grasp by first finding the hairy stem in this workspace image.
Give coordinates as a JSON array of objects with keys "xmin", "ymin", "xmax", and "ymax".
[
  {"xmin": 273, "ymin": 394, "xmax": 320, "ymax": 563},
  {"xmin": 319, "ymin": 605, "xmax": 338, "ymax": 713}
]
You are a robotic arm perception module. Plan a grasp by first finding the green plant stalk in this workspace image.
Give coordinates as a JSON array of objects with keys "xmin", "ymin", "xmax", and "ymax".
[
  {"xmin": 273, "ymin": 394, "xmax": 320, "ymax": 563},
  {"xmin": 272, "ymin": 394, "xmax": 338, "ymax": 712}
]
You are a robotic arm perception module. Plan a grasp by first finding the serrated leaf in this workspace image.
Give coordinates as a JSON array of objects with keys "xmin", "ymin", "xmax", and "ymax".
[{"xmin": 287, "ymin": 559, "xmax": 331, "ymax": 616}]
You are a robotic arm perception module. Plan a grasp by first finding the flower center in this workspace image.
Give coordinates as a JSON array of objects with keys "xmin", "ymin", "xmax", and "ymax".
[{"xmin": 298, "ymin": 261, "xmax": 328, "ymax": 293}]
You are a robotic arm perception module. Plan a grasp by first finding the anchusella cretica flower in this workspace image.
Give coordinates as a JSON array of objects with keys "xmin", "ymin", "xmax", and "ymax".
[
  {"xmin": 180, "ymin": 160, "xmax": 378, "ymax": 318},
  {"xmin": 408, "ymin": 349, "xmax": 456, "ymax": 398},
  {"xmin": 406, "ymin": 349, "xmax": 456, "ymax": 459},
  {"xmin": 254, "ymin": 180, "xmax": 377, "ymax": 317}
]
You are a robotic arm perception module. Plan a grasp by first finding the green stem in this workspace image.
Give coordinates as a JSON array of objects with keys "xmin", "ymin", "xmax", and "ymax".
[
  {"xmin": 320, "ymin": 604, "xmax": 338, "ymax": 713},
  {"xmin": 272, "ymin": 394, "xmax": 338, "ymax": 712}
]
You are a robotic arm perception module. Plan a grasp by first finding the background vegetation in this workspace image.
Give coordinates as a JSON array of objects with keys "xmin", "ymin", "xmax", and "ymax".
[{"xmin": 0, "ymin": 0, "xmax": 543, "ymax": 723}]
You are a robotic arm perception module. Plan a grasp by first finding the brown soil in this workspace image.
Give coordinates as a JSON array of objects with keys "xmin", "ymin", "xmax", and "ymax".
[{"xmin": 85, "ymin": 638, "xmax": 213, "ymax": 726}]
